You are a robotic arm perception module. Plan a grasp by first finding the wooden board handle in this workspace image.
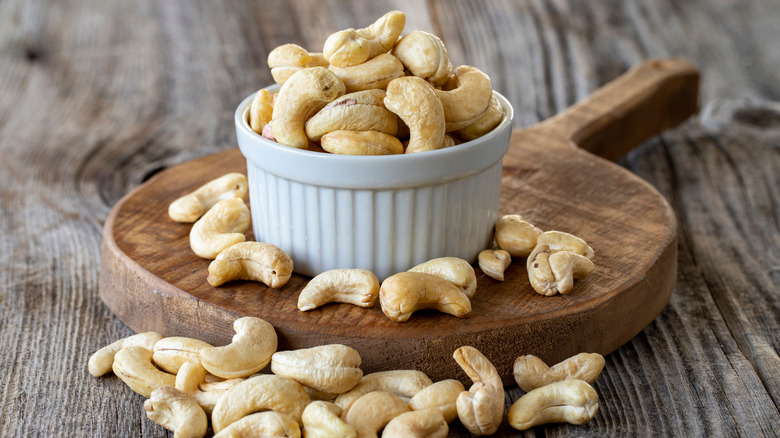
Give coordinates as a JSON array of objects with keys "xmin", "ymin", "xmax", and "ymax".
[{"xmin": 536, "ymin": 58, "xmax": 700, "ymax": 161}]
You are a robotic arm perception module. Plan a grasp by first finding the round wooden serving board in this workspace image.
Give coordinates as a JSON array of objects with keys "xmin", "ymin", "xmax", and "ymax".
[{"xmin": 99, "ymin": 59, "xmax": 699, "ymax": 385}]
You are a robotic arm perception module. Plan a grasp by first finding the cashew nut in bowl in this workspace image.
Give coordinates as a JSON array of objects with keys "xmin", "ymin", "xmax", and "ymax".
[
  {"xmin": 459, "ymin": 94, "xmax": 505, "ymax": 140},
  {"xmin": 174, "ymin": 361, "xmax": 208, "ymax": 393},
  {"xmin": 112, "ymin": 346, "xmax": 176, "ymax": 398},
  {"xmin": 527, "ymin": 231, "xmax": 595, "ymax": 296},
  {"xmin": 334, "ymin": 369, "xmax": 433, "ymax": 411},
  {"xmin": 508, "ymin": 379, "xmax": 599, "ymax": 430},
  {"xmin": 494, "ymin": 214, "xmax": 543, "ymax": 257},
  {"xmin": 408, "ymin": 379, "xmax": 465, "ymax": 423},
  {"xmin": 392, "ymin": 30, "xmax": 453, "ymax": 87},
  {"xmin": 329, "ymin": 53, "xmax": 406, "ymax": 93},
  {"xmin": 382, "ymin": 409, "xmax": 448, "ymax": 438},
  {"xmin": 298, "ymin": 268, "xmax": 380, "ymax": 311},
  {"xmin": 207, "ymin": 241, "xmax": 293, "ymax": 288},
  {"xmin": 143, "ymin": 386, "xmax": 208, "ymax": 438},
  {"xmin": 323, "ymin": 10, "xmax": 406, "ymax": 68},
  {"xmin": 453, "ymin": 346, "xmax": 504, "ymax": 436},
  {"xmin": 408, "ymin": 257, "xmax": 477, "ymax": 299},
  {"xmin": 212, "ymin": 411, "xmax": 301, "ymax": 438},
  {"xmin": 88, "ymin": 331, "xmax": 162, "ymax": 377},
  {"xmin": 384, "ymin": 76, "xmax": 446, "ymax": 154},
  {"xmin": 211, "ymin": 375, "xmax": 310, "ymax": 432},
  {"xmin": 302, "ymin": 401, "xmax": 357, "ymax": 438},
  {"xmin": 189, "ymin": 197, "xmax": 251, "ymax": 259},
  {"xmin": 272, "ymin": 67, "xmax": 346, "ymax": 150},
  {"xmin": 268, "ymin": 43, "xmax": 329, "ymax": 85},
  {"xmin": 168, "ymin": 173, "xmax": 248, "ymax": 223},
  {"xmin": 152, "ymin": 336, "xmax": 213, "ymax": 374},
  {"xmin": 271, "ymin": 344, "xmax": 363, "ymax": 394},
  {"xmin": 434, "ymin": 66, "xmax": 493, "ymax": 132},
  {"xmin": 321, "ymin": 130, "xmax": 404, "ymax": 155},
  {"xmin": 305, "ymin": 90, "xmax": 397, "ymax": 142},
  {"xmin": 478, "ymin": 249, "xmax": 511, "ymax": 281},
  {"xmin": 514, "ymin": 353, "xmax": 605, "ymax": 392},
  {"xmin": 340, "ymin": 391, "xmax": 410, "ymax": 438},
  {"xmin": 249, "ymin": 89, "xmax": 275, "ymax": 134},
  {"xmin": 379, "ymin": 271, "xmax": 471, "ymax": 322},
  {"xmin": 199, "ymin": 317, "xmax": 278, "ymax": 379}
]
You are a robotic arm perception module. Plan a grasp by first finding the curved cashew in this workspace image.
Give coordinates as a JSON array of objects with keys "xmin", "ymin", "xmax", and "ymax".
[
  {"xmin": 302, "ymin": 401, "xmax": 357, "ymax": 438},
  {"xmin": 379, "ymin": 272, "xmax": 471, "ymax": 323},
  {"xmin": 88, "ymin": 331, "xmax": 162, "ymax": 377},
  {"xmin": 408, "ymin": 379, "xmax": 465, "ymax": 423},
  {"xmin": 200, "ymin": 317, "xmax": 278, "ymax": 379},
  {"xmin": 392, "ymin": 30, "xmax": 453, "ymax": 87},
  {"xmin": 249, "ymin": 89, "xmax": 275, "ymax": 134},
  {"xmin": 213, "ymin": 411, "xmax": 301, "ymax": 438},
  {"xmin": 305, "ymin": 90, "xmax": 397, "ymax": 142},
  {"xmin": 329, "ymin": 53, "xmax": 406, "ymax": 93},
  {"xmin": 341, "ymin": 391, "xmax": 409, "ymax": 438},
  {"xmin": 334, "ymin": 369, "xmax": 432, "ymax": 411},
  {"xmin": 494, "ymin": 214, "xmax": 542, "ymax": 257},
  {"xmin": 152, "ymin": 336, "xmax": 213, "ymax": 374},
  {"xmin": 527, "ymin": 231, "xmax": 595, "ymax": 296},
  {"xmin": 143, "ymin": 386, "xmax": 208, "ymax": 438},
  {"xmin": 384, "ymin": 76, "xmax": 446, "ymax": 154},
  {"xmin": 169, "ymin": 173, "xmax": 248, "ymax": 223},
  {"xmin": 508, "ymin": 379, "xmax": 599, "ymax": 430},
  {"xmin": 207, "ymin": 241, "xmax": 293, "ymax": 288},
  {"xmin": 189, "ymin": 198, "xmax": 250, "ymax": 259},
  {"xmin": 298, "ymin": 269, "xmax": 380, "ymax": 311},
  {"xmin": 408, "ymin": 257, "xmax": 477, "ymax": 299},
  {"xmin": 382, "ymin": 409, "xmax": 448, "ymax": 438},
  {"xmin": 112, "ymin": 346, "xmax": 176, "ymax": 398},
  {"xmin": 323, "ymin": 11, "xmax": 406, "ymax": 68},
  {"xmin": 268, "ymin": 43, "xmax": 329, "ymax": 85},
  {"xmin": 459, "ymin": 94, "xmax": 505, "ymax": 140},
  {"xmin": 434, "ymin": 66, "xmax": 493, "ymax": 132},
  {"xmin": 321, "ymin": 130, "xmax": 403, "ymax": 155},
  {"xmin": 453, "ymin": 346, "xmax": 504, "ymax": 436},
  {"xmin": 514, "ymin": 353, "xmax": 605, "ymax": 392},
  {"xmin": 211, "ymin": 374, "xmax": 310, "ymax": 432},
  {"xmin": 271, "ymin": 344, "xmax": 363, "ymax": 394},
  {"xmin": 536, "ymin": 230, "xmax": 595, "ymax": 259},
  {"xmin": 175, "ymin": 361, "xmax": 208, "ymax": 393},
  {"xmin": 188, "ymin": 378, "xmax": 245, "ymax": 415},
  {"xmin": 478, "ymin": 249, "xmax": 511, "ymax": 281},
  {"xmin": 272, "ymin": 67, "xmax": 346, "ymax": 149}
]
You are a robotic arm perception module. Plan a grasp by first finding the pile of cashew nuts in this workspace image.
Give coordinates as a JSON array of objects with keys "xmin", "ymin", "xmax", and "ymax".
[
  {"xmin": 251, "ymin": 10, "xmax": 506, "ymax": 155},
  {"xmin": 89, "ymin": 315, "xmax": 605, "ymax": 436}
]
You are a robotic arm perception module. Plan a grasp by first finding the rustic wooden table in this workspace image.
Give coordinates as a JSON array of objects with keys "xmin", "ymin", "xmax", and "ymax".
[{"xmin": 1, "ymin": 0, "xmax": 778, "ymax": 436}]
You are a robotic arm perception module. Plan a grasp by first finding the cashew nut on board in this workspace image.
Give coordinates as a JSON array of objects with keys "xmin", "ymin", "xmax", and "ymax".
[
  {"xmin": 207, "ymin": 241, "xmax": 293, "ymax": 288},
  {"xmin": 508, "ymin": 379, "xmax": 599, "ymax": 430},
  {"xmin": 323, "ymin": 10, "xmax": 406, "ymax": 68},
  {"xmin": 459, "ymin": 94, "xmax": 505, "ymax": 140},
  {"xmin": 334, "ymin": 369, "xmax": 433, "ymax": 411},
  {"xmin": 88, "ymin": 331, "xmax": 162, "ymax": 377},
  {"xmin": 248, "ymin": 89, "xmax": 275, "ymax": 134},
  {"xmin": 301, "ymin": 401, "xmax": 357, "ymax": 438},
  {"xmin": 494, "ymin": 214, "xmax": 543, "ymax": 257},
  {"xmin": 434, "ymin": 65, "xmax": 493, "ymax": 131},
  {"xmin": 321, "ymin": 130, "xmax": 404, "ymax": 155},
  {"xmin": 112, "ymin": 346, "xmax": 176, "ymax": 398},
  {"xmin": 514, "ymin": 353, "xmax": 605, "ymax": 392},
  {"xmin": 340, "ymin": 391, "xmax": 410, "ymax": 438},
  {"xmin": 408, "ymin": 257, "xmax": 477, "ymax": 299},
  {"xmin": 305, "ymin": 89, "xmax": 397, "ymax": 142},
  {"xmin": 453, "ymin": 346, "xmax": 504, "ymax": 435},
  {"xmin": 382, "ymin": 408, "xmax": 449, "ymax": 438},
  {"xmin": 152, "ymin": 336, "xmax": 213, "ymax": 374},
  {"xmin": 271, "ymin": 344, "xmax": 363, "ymax": 394},
  {"xmin": 297, "ymin": 268, "xmax": 379, "ymax": 311},
  {"xmin": 329, "ymin": 53, "xmax": 406, "ymax": 93},
  {"xmin": 527, "ymin": 231, "xmax": 595, "ymax": 296},
  {"xmin": 379, "ymin": 271, "xmax": 472, "ymax": 322},
  {"xmin": 478, "ymin": 249, "xmax": 512, "ymax": 281},
  {"xmin": 212, "ymin": 411, "xmax": 301, "ymax": 438},
  {"xmin": 168, "ymin": 173, "xmax": 248, "ymax": 223},
  {"xmin": 392, "ymin": 30, "xmax": 453, "ymax": 87},
  {"xmin": 189, "ymin": 197, "xmax": 250, "ymax": 259},
  {"xmin": 199, "ymin": 317, "xmax": 278, "ymax": 379},
  {"xmin": 384, "ymin": 76, "xmax": 446, "ymax": 154},
  {"xmin": 268, "ymin": 43, "xmax": 329, "ymax": 85},
  {"xmin": 143, "ymin": 386, "xmax": 208, "ymax": 438},
  {"xmin": 408, "ymin": 379, "xmax": 465, "ymax": 423}
]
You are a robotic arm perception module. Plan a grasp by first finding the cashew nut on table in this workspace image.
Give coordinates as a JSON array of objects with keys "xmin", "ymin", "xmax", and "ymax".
[
  {"xmin": 271, "ymin": 344, "xmax": 363, "ymax": 394},
  {"xmin": 88, "ymin": 331, "xmax": 162, "ymax": 377},
  {"xmin": 152, "ymin": 336, "xmax": 213, "ymax": 374},
  {"xmin": 508, "ymin": 379, "xmax": 599, "ymax": 430},
  {"xmin": 302, "ymin": 401, "xmax": 357, "ymax": 438},
  {"xmin": 323, "ymin": 10, "xmax": 406, "ymax": 68},
  {"xmin": 453, "ymin": 346, "xmax": 504, "ymax": 436},
  {"xmin": 199, "ymin": 316, "xmax": 278, "ymax": 379},
  {"xmin": 168, "ymin": 173, "xmax": 248, "ymax": 223},
  {"xmin": 514, "ymin": 353, "xmax": 605, "ymax": 392},
  {"xmin": 408, "ymin": 379, "xmax": 465, "ymax": 423},
  {"xmin": 189, "ymin": 197, "xmax": 250, "ymax": 259},
  {"xmin": 212, "ymin": 411, "xmax": 301, "ymax": 438},
  {"xmin": 207, "ymin": 241, "xmax": 293, "ymax": 288},
  {"xmin": 527, "ymin": 230, "xmax": 596, "ymax": 295},
  {"xmin": 340, "ymin": 391, "xmax": 410, "ymax": 438},
  {"xmin": 187, "ymin": 378, "xmax": 246, "ymax": 415},
  {"xmin": 112, "ymin": 346, "xmax": 176, "ymax": 398},
  {"xmin": 143, "ymin": 386, "xmax": 208, "ymax": 438},
  {"xmin": 380, "ymin": 271, "xmax": 472, "ymax": 322},
  {"xmin": 382, "ymin": 408, "xmax": 449, "ymax": 438},
  {"xmin": 334, "ymin": 369, "xmax": 433, "ymax": 411},
  {"xmin": 174, "ymin": 361, "xmax": 207, "ymax": 393},
  {"xmin": 408, "ymin": 256, "xmax": 477, "ymax": 299}
]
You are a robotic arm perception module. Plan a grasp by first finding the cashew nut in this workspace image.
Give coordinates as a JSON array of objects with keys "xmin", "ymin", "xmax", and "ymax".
[
  {"xmin": 494, "ymin": 214, "xmax": 542, "ymax": 257},
  {"xmin": 305, "ymin": 90, "xmax": 397, "ymax": 142},
  {"xmin": 434, "ymin": 66, "xmax": 493, "ymax": 131},
  {"xmin": 169, "ymin": 173, "xmax": 248, "ymax": 223},
  {"xmin": 508, "ymin": 379, "xmax": 599, "ymax": 430},
  {"xmin": 334, "ymin": 370, "xmax": 432, "ymax": 411},
  {"xmin": 88, "ymin": 331, "xmax": 162, "ymax": 377},
  {"xmin": 143, "ymin": 386, "xmax": 208, "ymax": 438},
  {"xmin": 379, "ymin": 271, "xmax": 471, "ymax": 322},
  {"xmin": 408, "ymin": 379, "xmax": 465, "ymax": 423},
  {"xmin": 211, "ymin": 374, "xmax": 310, "ymax": 432},
  {"xmin": 188, "ymin": 378, "xmax": 246, "ymax": 415},
  {"xmin": 189, "ymin": 198, "xmax": 251, "ymax": 259},
  {"xmin": 249, "ymin": 89, "xmax": 275, "ymax": 134},
  {"xmin": 514, "ymin": 353, "xmax": 605, "ymax": 392},
  {"xmin": 382, "ymin": 409, "xmax": 448, "ymax": 438},
  {"xmin": 207, "ymin": 241, "xmax": 293, "ymax": 288},
  {"xmin": 453, "ymin": 346, "xmax": 504, "ymax": 436},
  {"xmin": 175, "ymin": 361, "xmax": 208, "ymax": 393},
  {"xmin": 112, "ymin": 346, "xmax": 176, "ymax": 398},
  {"xmin": 536, "ymin": 230, "xmax": 595, "ymax": 258},
  {"xmin": 271, "ymin": 344, "xmax": 363, "ymax": 394},
  {"xmin": 272, "ymin": 67, "xmax": 346, "ymax": 149},
  {"xmin": 213, "ymin": 411, "xmax": 301, "ymax": 438},
  {"xmin": 321, "ymin": 130, "xmax": 403, "ymax": 155},
  {"xmin": 302, "ymin": 401, "xmax": 357, "ymax": 438},
  {"xmin": 392, "ymin": 30, "xmax": 453, "ymax": 87},
  {"xmin": 478, "ymin": 249, "xmax": 511, "ymax": 281},
  {"xmin": 323, "ymin": 11, "xmax": 406, "ymax": 68},
  {"xmin": 341, "ymin": 391, "xmax": 409, "ymax": 438},
  {"xmin": 298, "ymin": 269, "xmax": 380, "ymax": 311},
  {"xmin": 304, "ymin": 386, "xmax": 339, "ymax": 403},
  {"xmin": 384, "ymin": 76, "xmax": 446, "ymax": 154},
  {"xmin": 152, "ymin": 336, "xmax": 213, "ymax": 374},
  {"xmin": 200, "ymin": 317, "xmax": 278, "ymax": 379},
  {"xmin": 329, "ymin": 53, "xmax": 406, "ymax": 93},
  {"xmin": 527, "ymin": 231, "xmax": 595, "ymax": 296},
  {"xmin": 459, "ymin": 94, "xmax": 505, "ymax": 140},
  {"xmin": 268, "ymin": 43, "xmax": 329, "ymax": 85},
  {"xmin": 408, "ymin": 257, "xmax": 477, "ymax": 299}
]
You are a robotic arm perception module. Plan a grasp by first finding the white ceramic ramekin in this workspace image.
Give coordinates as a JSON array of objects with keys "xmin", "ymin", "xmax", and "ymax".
[{"xmin": 235, "ymin": 86, "xmax": 513, "ymax": 280}]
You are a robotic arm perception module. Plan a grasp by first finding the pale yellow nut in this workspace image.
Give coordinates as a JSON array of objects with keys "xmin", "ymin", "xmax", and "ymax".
[
  {"xmin": 304, "ymin": 386, "xmax": 339, "ymax": 403},
  {"xmin": 168, "ymin": 173, "xmax": 248, "ymax": 223},
  {"xmin": 453, "ymin": 346, "xmax": 504, "ymax": 436},
  {"xmin": 384, "ymin": 76, "xmax": 446, "ymax": 154},
  {"xmin": 442, "ymin": 133, "xmax": 457, "ymax": 148},
  {"xmin": 379, "ymin": 271, "xmax": 471, "ymax": 323},
  {"xmin": 272, "ymin": 67, "xmax": 346, "ymax": 150},
  {"xmin": 88, "ymin": 331, "xmax": 162, "ymax": 377},
  {"xmin": 382, "ymin": 409, "xmax": 449, "ymax": 438},
  {"xmin": 435, "ymin": 66, "xmax": 493, "ymax": 132},
  {"xmin": 458, "ymin": 94, "xmax": 505, "ymax": 140},
  {"xmin": 200, "ymin": 317, "xmax": 278, "ymax": 379},
  {"xmin": 514, "ymin": 353, "xmax": 606, "ymax": 392},
  {"xmin": 329, "ymin": 53, "xmax": 405, "ymax": 93},
  {"xmin": 536, "ymin": 230, "xmax": 595, "ymax": 259},
  {"xmin": 341, "ymin": 391, "xmax": 410, "ymax": 438},
  {"xmin": 298, "ymin": 268, "xmax": 379, "ymax": 311},
  {"xmin": 174, "ymin": 361, "xmax": 208, "ymax": 393},
  {"xmin": 527, "ymin": 249, "xmax": 557, "ymax": 296},
  {"xmin": 189, "ymin": 198, "xmax": 250, "ymax": 260},
  {"xmin": 152, "ymin": 336, "xmax": 213, "ymax": 375},
  {"xmin": 409, "ymin": 379, "xmax": 465, "ymax": 423},
  {"xmin": 323, "ymin": 11, "xmax": 406, "ymax": 67},
  {"xmin": 478, "ymin": 249, "xmax": 511, "ymax": 281},
  {"xmin": 508, "ymin": 379, "xmax": 599, "ymax": 431},
  {"xmin": 271, "ymin": 344, "xmax": 363, "ymax": 394},
  {"xmin": 305, "ymin": 90, "xmax": 397, "ymax": 142},
  {"xmin": 549, "ymin": 251, "xmax": 596, "ymax": 294},
  {"xmin": 268, "ymin": 44, "xmax": 330, "ymax": 85},
  {"xmin": 188, "ymin": 378, "xmax": 245, "ymax": 415},
  {"xmin": 321, "ymin": 130, "xmax": 403, "ymax": 155},
  {"xmin": 207, "ymin": 241, "xmax": 293, "ymax": 288},
  {"xmin": 494, "ymin": 214, "xmax": 543, "ymax": 257},
  {"xmin": 527, "ymin": 231, "xmax": 595, "ymax": 296},
  {"xmin": 143, "ymin": 386, "xmax": 208, "ymax": 438},
  {"xmin": 334, "ymin": 369, "xmax": 433, "ymax": 411},
  {"xmin": 211, "ymin": 374, "xmax": 310, "ymax": 432},
  {"xmin": 249, "ymin": 89, "xmax": 274, "ymax": 134},
  {"xmin": 392, "ymin": 30, "xmax": 453, "ymax": 87},
  {"xmin": 302, "ymin": 401, "xmax": 357, "ymax": 438},
  {"xmin": 212, "ymin": 411, "xmax": 301, "ymax": 438},
  {"xmin": 408, "ymin": 257, "xmax": 477, "ymax": 299},
  {"xmin": 112, "ymin": 346, "xmax": 176, "ymax": 398}
]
